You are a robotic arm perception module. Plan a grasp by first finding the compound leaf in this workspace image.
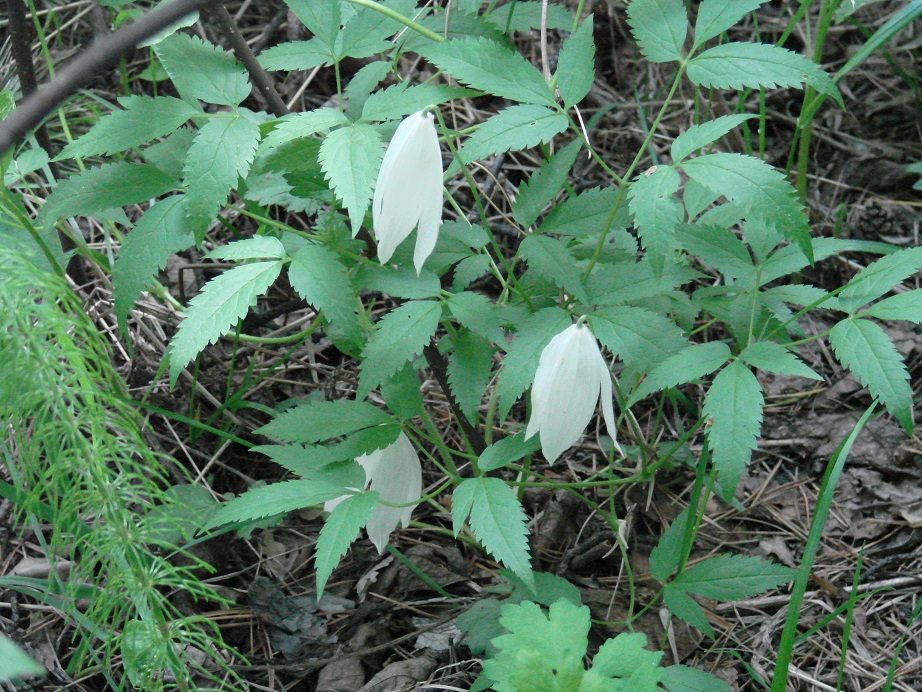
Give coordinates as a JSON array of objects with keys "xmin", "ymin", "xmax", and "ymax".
[
  {"xmin": 319, "ymin": 123, "xmax": 384, "ymax": 231},
  {"xmin": 203, "ymin": 478, "xmax": 346, "ymax": 530},
  {"xmin": 838, "ymin": 246, "xmax": 922, "ymax": 312},
  {"xmin": 673, "ymin": 553, "xmax": 794, "ymax": 600},
  {"xmin": 693, "ymin": 0, "xmax": 766, "ymax": 46},
  {"xmin": 288, "ymin": 243, "xmax": 360, "ymax": 333},
  {"xmin": 628, "ymin": 165, "xmax": 682, "ymax": 275},
  {"xmin": 155, "ymin": 33, "xmax": 251, "ymax": 106},
  {"xmin": 315, "ymin": 491, "xmax": 378, "ymax": 596},
  {"xmin": 257, "ymin": 399, "xmax": 392, "ymax": 443},
  {"xmin": 740, "ymin": 341, "xmax": 821, "ymax": 380},
  {"xmin": 865, "ymin": 289, "xmax": 922, "ymax": 322},
  {"xmin": 556, "ymin": 15, "xmax": 596, "ymax": 108},
  {"xmin": 513, "ymin": 138, "xmax": 582, "ymax": 228},
  {"xmin": 448, "ymin": 330, "xmax": 494, "ymax": 423},
  {"xmin": 518, "ymin": 234, "xmax": 590, "ymax": 305},
  {"xmin": 630, "ymin": 341, "xmax": 730, "ymax": 405},
  {"xmin": 649, "ymin": 507, "xmax": 691, "ymax": 583},
  {"xmin": 670, "ymin": 114, "xmax": 757, "ymax": 163},
  {"xmin": 626, "ymin": 0, "xmax": 687, "ymax": 63},
  {"xmin": 459, "ymin": 105, "xmax": 568, "ymax": 163}
]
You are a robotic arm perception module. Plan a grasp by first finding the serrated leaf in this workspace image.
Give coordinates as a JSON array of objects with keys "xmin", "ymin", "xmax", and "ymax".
[
  {"xmin": 457, "ymin": 599, "xmax": 505, "ymax": 657},
  {"xmin": 513, "ymin": 139, "xmax": 582, "ymax": 228},
  {"xmin": 661, "ymin": 664, "xmax": 733, "ymax": 692},
  {"xmin": 203, "ymin": 478, "xmax": 346, "ymax": 530},
  {"xmin": 142, "ymin": 128, "xmax": 195, "ymax": 179},
  {"xmin": 361, "ymin": 82, "xmax": 474, "ymax": 122},
  {"xmin": 485, "ymin": 1, "xmax": 573, "ymax": 32},
  {"xmin": 448, "ymin": 291, "xmax": 508, "ymax": 345},
  {"xmin": 261, "ymin": 108, "xmax": 351, "ymax": 151},
  {"xmin": 41, "ymin": 162, "xmax": 177, "ymax": 224},
  {"xmin": 740, "ymin": 341, "xmax": 821, "ymax": 379},
  {"xmin": 556, "ymin": 15, "xmax": 595, "ymax": 108},
  {"xmin": 538, "ymin": 186, "xmax": 630, "ymax": 237},
  {"xmin": 497, "ymin": 307, "xmax": 572, "ymax": 419},
  {"xmin": 113, "ymin": 195, "xmax": 195, "ymax": 330},
  {"xmin": 674, "ymin": 553, "xmax": 794, "ymax": 600},
  {"xmin": 453, "ymin": 254, "xmax": 491, "ymax": 291},
  {"xmin": 701, "ymin": 359, "xmax": 764, "ymax": 496},
  {"xmin": 670, "ymin": 114, "xmax": 757, "ymax": 163},
  {"xmin": 421, "ymin": 37, "xmax": 555, "ymax": 107},
  {"xmin": 663, "ymin": 585, "xmax": 714, "ymax": 638},
  {"xmin": 168, "ymin": 260, "xmax": 283, "ymax": 385},
  {"xmin": 829, "ymin": 318, "xmax": 913, "ymax": 432},
  {"xmin": 519, "ymin": 235, "xmax": 590, "ymax": 305},
  {"xmin": 648, "ymin": 507, "xmax": 690, "ymax": 584},
  {"xmin": 358, "ymin": 300, "xmax": 442, "ymax": 399},
  {"xmin": 338, "ymin": 0, "xmax": 416, "ymax": 60},
  {"xmin": 155, "ymin": 33, "xmax": 251, "ymax": 106},
  {"xmin": 838, "ymin": 246, "xmax": 922, "ymax": 312},
  {"xmin": 681, "ymin": 153, "xmax": 811, "ymax": 261},
  {"xmin": 380, "ymin": 364, "xmax": 424, "ymax": 419},
  {"xmin": 588, "ymin": 306, "xmax": 687, "ymax": 371},
  {"xmin": 693, "ymin": 0, "xmax": 766, "ymax": 46},
  {"xmin": 205, "ymin": 236, "xmax": 285, "ymax": 261},
  {"xmin": 626, "ymin": 0, "xmax": 688, "ymax": 63},
  {"xmin": 288, "ymin": 243, "xmax": 359, "ymax": 331},
  {"xmin": 257, "ymin": 399, "xmax": 392, "ymax": 443},
  {"xmin": 354, "ymin": 263, "xmax": 442, "ymax": 299},
  {"xmin": 448, "ymin": 331, "xmax": 494, "ymax": 423},
  {"xmin": 315, "ymin": 491, "xmax": 379, "ymax": 595},
  {"xmin": 258, "ymin": 39, "xmax": 333, "ymax": 72},
  {"xmin": 319, "ymin": 123, "xmax": 384, "ymax": 231},
  {"xmin": 452, "ymin": 477, "xmax": 533, "ymax": 588},
  {"xmin": 588, "ymin": 631, "xmax": 663, "ymax": 684},
  {"xmin": 56, "ymin": 95, "xmax": 200, "ymax": 160},
  {"xmin": 865, "ymin": 290, "xmax": 922, "ymax": 322},
  {"xmin": 459, "ymin": 105, "xmax": 568, "ymax": 163},
  {"xmin": 183, "ymin": 116, "xmax": 261, "ymax": 238},
  {"xmin": 345, "ymin": 61, "xmax": 392, "ymax": 120},
  {"xmin": 674, "ymin": 223, "xmax": 756, "ymax": 283},
  {"xmin": 478, "ymin": 434, "xmax": 542, "ymax": 473},
  {"xmin": 286, "ymin": 0, "xmax": 340, "ymax": 50},
  {"xmin": 628, "ymin": 165, "xmax": 682, "ymax": 274},
  {"xmin": 686, "ymin": 43, "xmax": 841, "ymax": 105},
  {"xmin": 630, "ymin": 342, "xmax": 730, "ymax": 405}
]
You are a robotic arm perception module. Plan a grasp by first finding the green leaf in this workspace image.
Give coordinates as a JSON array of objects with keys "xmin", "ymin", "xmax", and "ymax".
[
  {"xmin": 448, "ymin": 331, "xmax": 494, "ymax": 423},
  {"xmin": 829, "ymin": 318, "xmax": 913, "ymax": 432},
  {"xmin": 649, "ymin": 507, "xmax": 690, "ymax": 583},
  {"xmin": 345, "ymin": 61, "xmax": 392, "ymax": 120},
  {"xmin": 459, "ymin": 105, "xmax": 568, "ymax": 163},
  {"xmin": 538, "ymin": 187, "xmax": 630, "ymax": 237},
  {"xmin": 865, "ymin": 290, "xmax": 922, "ymax": 322},
  {"xmin": 701, "ymin": 359, "xmax": 764, "ymax": 495},
  {"xmin": 168, "ymin": 260, "xmax": 284, "ymax": 385},
  {"xmin": 674, "ymin": 223, "xmax": 756, "ymax": 283},
  {"xmin": 453, "ymin": 477, "xmax": 534, "ymax": 588},
  {"xmin": 40, "ymin": 162, "xmax": 177, "ymax": 224},
  {"xmin": 478, "ymin": 434, "xmax": 542, "ymax": 473},
  {"xmin": 588, "ymin": 306, "xmax": 687, "ymax": 372},
  {"xmin": 740, "ymin": 341, "xmax": 821, "ymax": 380},
  {"xmin": 663, "ymin": 584, "xmax": 714, "ymax": 637},
  {"xmin": 182, "ymin": 116, "xmax": 261, "ymax": 238},
  {"xmin": 629, "ymin": 342, "xmax": 730, "ymax": 405},
  {"xmin": 113, "ymin": 195, "xmax": 195, "ymax": 330},
  {"xmin": 205, "ymin": 236, "xmax": 285, "ymax": 261},
  {"xmin": 681, "ymin": 153, "xmax": 811, "ymax": 261},
  {"xmin": 257, "ymin": 399, "xmax": 392, "ymax": 444},
  {"xmin": 155, "ymin": 33, "xmax": 251, "ymax": 106},
  {"xmin": 497, "ymin": 307, "xmax": 572, "ymax": 419},
  {"xmin": 453, "ymin": 254, "xmax": 491, "ymax": 291},
  {"xmin": 361, "ymin": 82, "xmax": 474, "ymax": 122},
  {"xmin": 693, "ymin": 0, "xmax": 766, "ymax": 46},
  {"xmin": 319, "ymin": 123, "xmax": 384, "ymax": 231},
  {"xmin": 457, "ymin": 599, "xmax": 505, "ymax": 657},
  {"xmin": 0, "ymin": 633, "xmax": 45, "ymax": 681},
  {"xmin": 203, "ymin": 478, "xmax": 346, "ymax": 530},
  {"xmin": 380, "ymin": 365, "xmax": 424, "ymax": 419},
  {"xmin": 258, "ymin": 39, "xmax": 333, "ymax": 72},
  {"xmin": 586, "ymin": 631, "xmax": 663, "ymax": 686},
  {"xmin": 56, "ymin": 95, "xmax": 200, "ymax": 160},
  {"xmin": 141, "ymin": 128, "xmax": 195, "ymax": 179},
  {"xmin": 626, "ymin": 0, "xmax": 688, "ymax": 63},
  {"xmin": 354, "ymin": 263, "xmax": 442, "ymax": 299},
  {"xmin": 338, "ymin": 0, "xmax": 417, "ymax": 59},
  {"xmin": 288, "ymin": 243, "xmax": 360, "ymax": 332},
  {"xmin": 673, "ymin": 553, "xmax": 794, "ymax": 600},
  {"xmin": 512, "ymin": 138, "xmax": 582, "ymax": 228},
  {"xmin": 447, "ymin": 291, "xmax": 507, "ymax": 345},
  {"xmin": 315, "ymin": 491, "xmax": 379, "ymax": 596},
  {"xmin": 358, "ymin": 300, "xmax": 442, "ymax": 399},
  {"xmin": 285, "ymin": 0, "xmax": 340, "ymax": 51},
  {"xmin": 485, "ymin": 1, "xmax": 573, "ymax": 33},
  {"xmin": 556, "ymin": 15, "xmax": 595, "ymax": 108},
  {"xmin": 686, "ymin": 43, "xmax": 841, "ymax": 105},
  {"xmin": 661, "ymin": 664, "xmax": 733, "ymax": 692},
  {"xmin": 838, "ymin": 246, "xmax": 922, "ymax": 312},
  {"xmin": 670, "ymin": 114, "xmax": 757, "ymax": 163},
  {"xmin": 519, "ymin": 235, "xmax": 590, "ymax": 305},
  {"xmin": 261, "ymin": 108, "xmax": 350, "ymax": 151},
  {"xmin": 628, "ymin": 165, "xmax": 682, "ymax": 274},
  {"xmin": 421, "ymin": 37, "xmax": 556, "ymax": 107}
]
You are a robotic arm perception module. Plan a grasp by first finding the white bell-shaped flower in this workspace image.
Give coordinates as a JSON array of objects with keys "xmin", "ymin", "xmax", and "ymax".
[
  {"xmin": 324, "ymin": 431, "xmax": 422, "ymax": 553},
  {"xmin": 525, "ymin": 322, "xmax": 619, "ymax": 464},
  {"xmin": 372, "ymin": 109, "xmax": 443, "ymax": 275}
]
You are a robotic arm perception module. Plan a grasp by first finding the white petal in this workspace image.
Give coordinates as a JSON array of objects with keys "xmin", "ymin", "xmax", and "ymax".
[
  {"xmin": 412, "ymin": 131, "xmax": 444, "ymax": 274},
  {"xmin": 364, "ymin": 432, "xmax": 422, "ymax": 553},
  {"xmin": 596, "ymin": 347, "xmax": 623, "ymax": 456}
]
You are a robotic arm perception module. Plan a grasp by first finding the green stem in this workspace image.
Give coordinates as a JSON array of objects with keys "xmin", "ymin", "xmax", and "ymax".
[{"xmin": 343, "ymin": 0, "xmax": 444, "ymax": 42}]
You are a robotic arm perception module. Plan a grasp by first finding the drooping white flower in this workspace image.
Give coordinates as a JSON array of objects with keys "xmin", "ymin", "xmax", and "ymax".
[
  {"xmin": 525, "ymin": 322, "xmax": 620, "ymax": 464},
  {"xmin": 372, "ymin": 109, "xmax": 443, "ymax": 275},
  {"xmin": 324, "ymin": 431, "xmax": 422, "ymax": 553}
]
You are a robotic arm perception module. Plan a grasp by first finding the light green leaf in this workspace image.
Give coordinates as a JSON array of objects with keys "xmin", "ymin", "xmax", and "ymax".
[
  {"xmin": 319, "ymin": 123, "xmax": 384, "ymax": 231},
  {"xmin": 538, "ymin": 186, "xmax": 629, "ymax": 237},
  {"xmin": 56, "ymin": 95, "xmax": 200, "ymax": 160},
  {"xmin": 421, "ymin": 37, "xmax": 556, "ymax": 107},
  {"xmin": 448, "ymin": 331, "xmax": 494, "ymax": 423},
  {"xmin": 459, "ymin": 105, "xmax": 568, "ymax": 163},
  {"xmin": 448, "ymin": 291, "xmax": 507, "ymax": 345},
  {"xmin": 315, "ymin": 491, "xmax": 379, "ymax": 595},
  {"xmin": 0, "ymin": 634, "xmax": 44, "ymax": 681},
  {"xmin": 740, "ymin": 341, "xmax": 821, "ymax": 380},
  {"xmin": 838, "ymin": 246, "xmax": 922, "ymax": 312},
  {"xmin": 629, "ymin": 342, "xmax": 730, "ymax": 405},
  {"xmin": 113, "ymin": 195, "xmax": 195, "ymax": 330},
  {"xmin": 673, "ymin": 553, "xmax": 794, "ymax": 600},
  {"xmin": 452, "ymin": 477, "xmax": 533, "ymax": 588},
  {"xmin": 285, "ymin": 0, "xmax": 340, "ymax": 51},
  {"xmin": 203, "ymin": 478, "xmax": 347, "ymax": 530},
  {"xmin": 649, "ymin": 507, "xmax": 690, "ymax": 583},
  {"xmin": 556, "ymin": 15, "xmax": 595, "ymax": 108},
  {"xmin": 701, "ymin": 359, "xmax": 764, "ymax": 496},
  {"xmin": 626, "ymin": 0, "xmax": 688, "ymax": 63},
  {"xmin": 345, "ymin": 61, "xmax": 392, "ymax": 120},
  {"xmin": 485, "ymin": 1, "xmax": 573, "ymax": 32},
  {"xmin": 354, "ymin": 263, "xmax": 442, "ymax": 299},
  {"xmin": 155, "ymin": 33, "xmax": 251, "ymax": 106},
  {"xmin": 381, "ymin": 365, "xmax": 424, "ymax": 419},
  {"xmin": 686, "ymin": 43, "xmax": 841, "ymax": 105},
  {"xmin": 674, "ymin": 223, "xmax": 756, "ymax": 283},
  {"xmin": 865, "ymin": 290, "xmax": 922, "ymax": 322},
  {"xmin": 661, "ymin": 664, "xmax": 733, "ymax": 692},
  {"xmin": 261, "ymin": 108, "xmax": 350, "ymax": 151},
  {"xmin": 338, "ymin": 0, "xmax": 417, "ymax": 59},
  {"xmin": 513, "ymin": 138, "xmax": 582, "ymax": 228},
  {"xmin": 361, "ymin": 82, "xmax": 474, "ymax": 122},
  {"xmin": 683, "ymin": 178, "xmax": 722, "ymax": 219},
  {"xmin": 205, "ymin": 236, "xmax": 285, "ymax": 261},
  {"xmin": 693, "ymin": 0, "xmax": 766, "ymax": 46},
  {"xmin": 168, "ymin": 260, "xmax": 283, "ymax": 385},
  {"xmin": 478, "ymin": 434, "xmax": 542, "ymax": 473},
  {"xmin": 257, "ymin": 399, "xmax": 392, "ymax": 443},
  {"xmin": 670, "ymin": 114, "xmax": 757, "ymax": 163},
  {"xmin": 258, "ymin": 39, "xmax": 333, "ymax": 72},
  {"xmin": 588, "ymin": 306, "xmax": 687, "ymax": 371},
  {"xmin": 519, "ymin": 235, "xmax": 590, "ymax": 305},
  {"xmin": 663, "ymin": 585, "xmax": 714, "ymax": 638},
  {"xmin": 829, "ymin": 318, "xmax": 913, "ymax": 432},
  {"xmin": 453, "ymin": 254, "xmax": 492, "ymax": 291},
  {"xmin": 358, "ymin": 300, "xmax": 442, "ymax": 399},
  {"xmin": 628, "ymin": 165, "xmax": 682, "ymax": 274},
  {"xmin": 587, "ymin": 631, "xmax": 663, "ymax": 685},
  {"xmin": 41, "ymin": 162, "xmax": 177, "ymax": 224},
  {"xmin": 141, "ymin": 128, "xmax": 195, "ymax": 179},
  {"xmin": 182, "ymin": 116, "xmax": 261, "ymax": 238},
  {"xmin": 288, "ymin": 243, "xmax": 360, "ymax": 332}
]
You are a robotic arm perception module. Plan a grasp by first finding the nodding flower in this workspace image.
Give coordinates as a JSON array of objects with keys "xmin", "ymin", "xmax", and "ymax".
[
  {"xmin": 324, "ymin": 431, "xmax": 422, "ymax": 553},
  {"xmin": 372, "ymin": 109, "xmax": 444, "ymax": 275},
  {"xmin": 525, "ymin": 322, "xmax": 621, "ymax": 464}
]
